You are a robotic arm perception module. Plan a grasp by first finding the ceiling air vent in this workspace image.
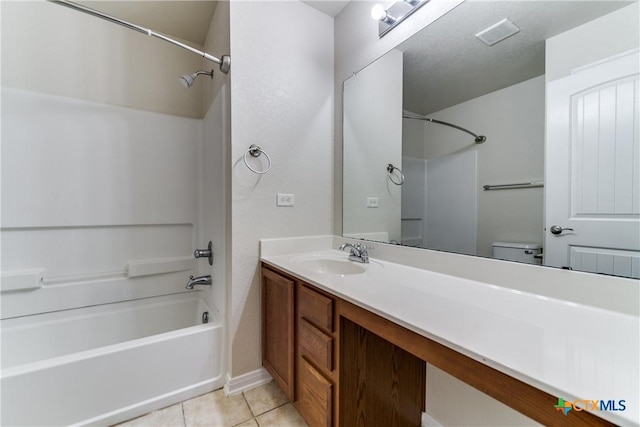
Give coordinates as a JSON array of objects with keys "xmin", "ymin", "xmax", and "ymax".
[{"xmin": 475, "ymin": 18, "xmax": 520, "ymax": 46}]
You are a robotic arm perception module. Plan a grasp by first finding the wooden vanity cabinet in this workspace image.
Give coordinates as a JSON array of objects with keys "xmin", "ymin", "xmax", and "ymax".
[
  {"xmin": 261, "ymin": 267, "xmax": 295, "ymax": 400},
  {"xmin": 261, "ymin": 263, "xmax": 424, "ymax": 427},
  {"xmin": 261, "ymin": 264, "xmax": 337, "ymax": 426}
]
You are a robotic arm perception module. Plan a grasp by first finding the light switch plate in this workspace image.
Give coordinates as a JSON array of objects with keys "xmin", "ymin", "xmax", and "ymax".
[{"xmin": 367, "ymin": 197, "xmax": 379, "ymax": 208}]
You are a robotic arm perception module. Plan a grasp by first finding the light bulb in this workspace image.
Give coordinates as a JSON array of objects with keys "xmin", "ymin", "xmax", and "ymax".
[{"xmin": 371, "ymin": 4, "xmax": 387, "ymax": 21}]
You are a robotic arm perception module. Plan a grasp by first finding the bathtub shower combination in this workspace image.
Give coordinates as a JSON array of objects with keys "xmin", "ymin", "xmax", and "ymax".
[
  {"xmin": 1, "ymin": 293, "xmax": 223, "ymax": 425},
  {"xmin": 1, "ymin": 1, "xmax": 231, "ymax": 425},
  {"xmin": 0, "ymin": 88, "xmax": 227, "ymax": 422}
]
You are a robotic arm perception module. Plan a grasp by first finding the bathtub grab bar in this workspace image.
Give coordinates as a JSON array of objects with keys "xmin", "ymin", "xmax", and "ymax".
[
  {"xmin": 1, "ymin": 270, "xmax": 45, "ymax": 292},
  {"xmin": 1, "ymin": 257, "xmax": 195, "ymax": 292}
]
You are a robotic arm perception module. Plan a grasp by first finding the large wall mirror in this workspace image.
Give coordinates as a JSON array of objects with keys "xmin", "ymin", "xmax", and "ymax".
[{"xmin": 343, "ymin": 0, "xmax": 639, "ymax": 278}]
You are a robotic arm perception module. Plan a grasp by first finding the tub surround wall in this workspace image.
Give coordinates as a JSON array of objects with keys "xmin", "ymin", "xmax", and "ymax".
[
  {"xmin": 199, "ymin": 83, "xmax": 229, "ymax": 325},
  {"xmin": 1, "ymin": 88, "xmax": 203, "ymax": 318},
  {"xmin": 1, "ymin": 0, "xmax": 229, "ymax": 317},
  {"xmin": 228, "ymin": 1, "xmax": 334, "ymax": 377}
]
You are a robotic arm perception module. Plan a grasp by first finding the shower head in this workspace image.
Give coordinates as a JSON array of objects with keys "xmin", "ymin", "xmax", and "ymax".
[{"xmin": 180, "ymin": 69, "xmax": 214, "ymax": 88}]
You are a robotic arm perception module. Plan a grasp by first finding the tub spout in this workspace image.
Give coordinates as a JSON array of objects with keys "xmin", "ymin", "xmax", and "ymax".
[{"xmin": 185, "ymin": 275, "xmax": 212, "ymax": 290}]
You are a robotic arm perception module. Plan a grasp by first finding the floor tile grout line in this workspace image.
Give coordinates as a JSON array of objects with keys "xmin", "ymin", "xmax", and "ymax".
[
  {"xmin": 117, "ymin": 383, "xmax": 302, "ymax": 427},
  {"xmin": 241, "ymin": 390, "xmax": 260, "ymax": 426}
]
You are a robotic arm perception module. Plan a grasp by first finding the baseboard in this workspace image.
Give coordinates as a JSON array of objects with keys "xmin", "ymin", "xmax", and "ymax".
[
  {"xmin": 224, "ymin": 368, "xmax": 273, "ymax": 396},
  {"xmin": 422, "ymin": 412, "xmax": 443, "ymax": 427}
]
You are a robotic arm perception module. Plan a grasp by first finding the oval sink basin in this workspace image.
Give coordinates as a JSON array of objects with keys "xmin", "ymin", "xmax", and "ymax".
[{"xmin": 297, "ymin": 258, "xmax": 366, "ymax": 276}]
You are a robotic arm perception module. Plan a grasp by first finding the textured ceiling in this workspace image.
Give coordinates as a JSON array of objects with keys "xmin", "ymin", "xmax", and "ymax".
[
  {"xmin": 76, "ymin": 1, "xmax": 218, "ymax": 46},
  {"xmin": 400, "ymin": 1, "xmax": 636, "ymax": 115}
]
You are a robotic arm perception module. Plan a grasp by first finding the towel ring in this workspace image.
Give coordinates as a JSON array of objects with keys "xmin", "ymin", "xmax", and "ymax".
[
  {"xmin": 244, "ymin": 144, "xmax": 271, "ymax": 174},
  {"xmin": 387, "ymin": 163, "xmax": 404, "ymax": 185}
]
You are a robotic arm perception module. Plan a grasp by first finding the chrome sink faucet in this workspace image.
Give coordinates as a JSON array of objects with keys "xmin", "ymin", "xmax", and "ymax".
[
  {"xmin": 339, "ymin": 243, "xmax": 369, "ymax": 264},
  {"xmin": 185, "ymin": 275, "xmax": 212, "ymax": 290}
]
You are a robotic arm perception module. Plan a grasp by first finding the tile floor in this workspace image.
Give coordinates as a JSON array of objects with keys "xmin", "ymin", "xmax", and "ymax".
[{"xmin": 116, "ymin": 381, "xmax": 308, "ymax": 427}]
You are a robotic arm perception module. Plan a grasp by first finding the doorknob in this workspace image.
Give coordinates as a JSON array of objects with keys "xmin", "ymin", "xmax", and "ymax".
[{"xmin": 550, "ymin": 225, "xmax": 574, "ymax": 235}]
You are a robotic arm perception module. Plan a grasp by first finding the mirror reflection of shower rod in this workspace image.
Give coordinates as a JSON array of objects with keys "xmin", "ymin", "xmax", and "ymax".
[
  {"xmin": 47, "ymin": 0, "xmax": 231, "ymax": 74},
  {"xmin": 403, "ymin": 114, "xmax": 486, "ymax": 144}
]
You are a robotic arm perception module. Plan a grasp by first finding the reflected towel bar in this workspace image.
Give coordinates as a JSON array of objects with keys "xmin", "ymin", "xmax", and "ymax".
[{"xmin": 483, "ymin": 182, "xmax": 544, "ymax": 191}]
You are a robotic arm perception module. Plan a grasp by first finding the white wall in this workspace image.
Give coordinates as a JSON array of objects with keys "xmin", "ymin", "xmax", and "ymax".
[
  {"xmin": 343, "ymin": 49, "xmax": 403, "ymax": 243},
  {"xmin": 545, "ymin": 2, "xmax": 639, "ymax": 82},
  {"xmin": 228, "ymin": 1, "xmax": 334, "ymax": 376},
  {"xmin": 0, "ymin": 1, "xmax": 205, "ymax": 118},
  {"xmin": 202, "ymin": 0, "xmax": 231, "ymax": 114}
]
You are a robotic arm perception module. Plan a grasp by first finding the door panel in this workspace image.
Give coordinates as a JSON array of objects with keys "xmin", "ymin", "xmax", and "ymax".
[
  {"xmin": 569, "ymin": 246, "xmax": 640, "ymax": 278},
  {"xmin": 545, "ymin": 50, "xmax": 640, "ymax": 278}
]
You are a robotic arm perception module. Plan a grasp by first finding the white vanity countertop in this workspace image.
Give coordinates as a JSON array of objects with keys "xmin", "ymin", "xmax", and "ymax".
[{"xmin": 261, "ymin": 247, "xmax": 639, "ymax": 426}]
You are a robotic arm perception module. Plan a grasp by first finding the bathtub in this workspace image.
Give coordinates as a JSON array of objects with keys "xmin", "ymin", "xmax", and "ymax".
[{"xmin": 1, "ymin": 292, "xmax": 224, "ymax": 426}]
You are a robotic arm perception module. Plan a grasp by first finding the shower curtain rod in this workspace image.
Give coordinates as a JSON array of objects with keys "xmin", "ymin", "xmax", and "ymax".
[
  {"xmin": 48, "ymin": 0, "xmax": 230, "ymax": 74},
  {"xmin": 403, "ymin": 114, "xmax": 486, "ymax": 143}
]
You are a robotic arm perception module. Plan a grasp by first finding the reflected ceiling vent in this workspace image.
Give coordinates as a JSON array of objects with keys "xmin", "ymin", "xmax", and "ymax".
[{"xmin": 475, "ymin": 18, "xmax": 520, "ymax": 46}]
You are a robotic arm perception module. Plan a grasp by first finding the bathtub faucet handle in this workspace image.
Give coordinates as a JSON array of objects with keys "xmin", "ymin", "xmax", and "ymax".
[{"xmin": 194, "ymin": 241, "xmax": 213, "ymax": 266}]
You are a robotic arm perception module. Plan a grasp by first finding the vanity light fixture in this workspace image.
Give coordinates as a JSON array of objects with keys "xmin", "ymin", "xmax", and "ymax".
[
  {"xmin": 371, "ymin": 4, "xmax": 396, "ymax": 24},
  {"xmin": 371, "ymin": 0, "xmax": 429, "ymax": 38}
]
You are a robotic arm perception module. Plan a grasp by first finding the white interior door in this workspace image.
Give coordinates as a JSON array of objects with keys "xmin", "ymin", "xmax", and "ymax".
[{"xmin": 545, "ymin": 50, "xmax": 640, "ymax": 278}]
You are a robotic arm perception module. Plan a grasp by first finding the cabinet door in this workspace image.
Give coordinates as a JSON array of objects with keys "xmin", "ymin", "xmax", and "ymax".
[
  {"xmin": 262, "ymin": 267, "xmax": 295, "ymax": 400},
  {"xmin": 340, "ymin": 317, "xmax": 425, "ymax": 427},
  {"xmin": 299, "ymin": 357, "xmax": 333, "ymax": 427}
]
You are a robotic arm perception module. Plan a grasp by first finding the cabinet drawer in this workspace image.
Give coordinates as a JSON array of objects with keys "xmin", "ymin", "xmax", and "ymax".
[
  {"xmin": 298, "ymin": 285, "xmax": 334, "ymax": 333},
  {"xmin": 299, "ymin": 318, "xmax": 333, "ymax": 372},
  {"xmin": 299, "ymin": 357, "xmax": 332, "ymax": 427}
]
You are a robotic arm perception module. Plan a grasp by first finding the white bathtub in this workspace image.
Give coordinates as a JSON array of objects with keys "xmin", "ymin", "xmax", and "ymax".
[{"xmin": 1, "ymin": 292, "xmax": 224, "ymax": 426}]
